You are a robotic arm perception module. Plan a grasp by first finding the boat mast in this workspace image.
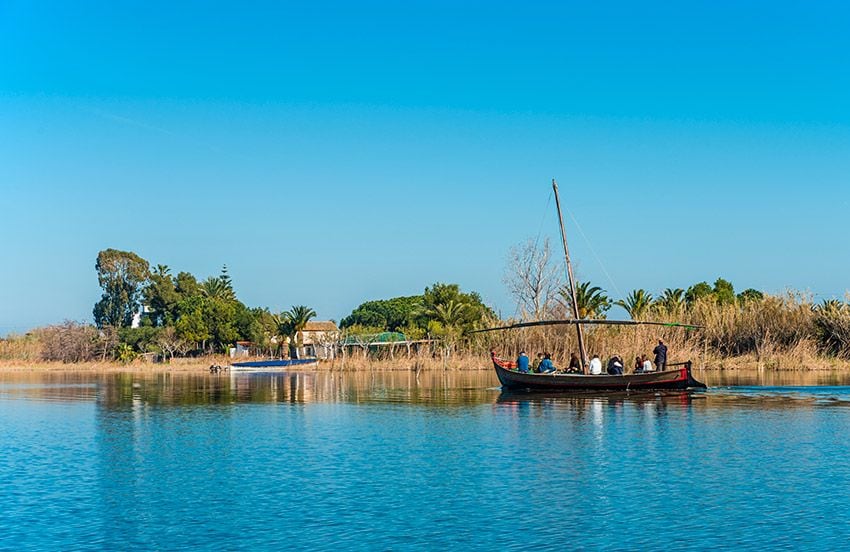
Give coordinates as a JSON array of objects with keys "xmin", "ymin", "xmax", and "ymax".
[{"xmin": 552, "ymin": 179, "xmax": 588, "ymax": 374}]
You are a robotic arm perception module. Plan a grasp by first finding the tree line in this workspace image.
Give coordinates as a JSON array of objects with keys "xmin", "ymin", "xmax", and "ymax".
[
  {"xmin": 92, "ymin": 249, "xmax": 329, "ymax": 361},
  {"xmin": 71, "ymin": 248, "xmax": 318, "ymax": 362},
  {"xmin": 5, "ymin": 241, "xmax": 850, "ymax": 366},
  {"xmin": 0, "ymin": 249, "xmax": 499, "ymax": 363}
]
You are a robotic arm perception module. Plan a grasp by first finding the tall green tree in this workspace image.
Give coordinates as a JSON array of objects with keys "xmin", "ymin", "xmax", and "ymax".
[
  {"xmin": 615, "ymin": 289, "xmax": 654, "ymax": 320},
  {"xmin": 713, "ymin": 278, "xmax": 736, "ymax": 306},
  {"xmin": 143, "ymin": 264, "xmax": 181, "ymax": 326},
  {"xmin": 340, "ymin": 296, "xmax": 422, "ymax": 330},
  {"xmin": 175, "ymin": 271, "xmax": 201, "ymax": 298},
  {"xmin": 204, "ymin": 297, "xmax": 238, "ymax": 352},
  {"xmin": 685, "ymin": 282, "xmax": 714, "ymax": 306},
  {"xmin": 174, "ymin": 295, "xmax": 210, "ymax": 350},
  {"xmin": 93, "ymin": 249, "xmax": 151, "ymax": 328},
  {"xmin": 234, "ymin": 304, "xmax": 267, "ymax": 347},
  {"xmin": 201, "ymin": 267, "xmax": 236, "ymax": 301},
  {"xmin": 419, "ymin": 283, "xmax": 494, "ymax": 332},
  {"xmin": 737, "ymin": 288, "xmax": 765, "ymax": 304}
]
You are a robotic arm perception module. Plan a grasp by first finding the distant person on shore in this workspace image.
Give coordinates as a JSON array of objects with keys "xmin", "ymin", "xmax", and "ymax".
[
  {"xmin": 532, "ymin": 353, "xmax": 544, "ymax": 373},
  {"xmin": 642, "ymin": 355, "xmax": 654, "ymax": 373},
  {"xmin": 567, "ymin": 353, "xmax": 581, "ymax": 373},
  {"xmin": 589, "ymin": 354, "xmax": 603, "ymax": 375},
  {"xmin": 607, "ymin": 355, "xmax": 624, "ymax": 375},
  {"xmin": 516, "ymin": 351, "xmax": 530, "ymax": 373},
  {"xmin": 634, "ymin": 356, "xmax": 643, "ymax": 373},
  {"xmin": 653, "ymin": 339, "xmax": 668, "ymax": 372},
  {"xmin": 539, "ymin": 353, "xmax": 556, "ymax": 373}
]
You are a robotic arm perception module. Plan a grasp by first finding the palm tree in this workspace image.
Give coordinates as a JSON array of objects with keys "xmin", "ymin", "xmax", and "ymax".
[
  {"xmin": 815, "ymin": 299, "xmax": 846, "ymax": 315},
  {"xmin": 560, "ymin": 281, "xmax": 611, "ymax": 319},
  {"xmin": 200, "ymin": 276, "xmax": 236, "ymax": 301},
  {"xmin": 615, "ymin": 289, "xmax": 655, "ymax": 320},
  {"xmin": 432, "ymin": 300, "xmax": 468, "ymax": 328},
  {"xmin": 425, "ymin": 299, "xmax": 469, "ymax": 357},
  {"xmin": 282, "ymin": 305, "xmax": 317, "ymax": 358},
  {"xmin": 656, "ymin": 288, "xmax": 686, "ymax": 315},
  {"xmin": 271, "ymin": 312, "xmax": 292, "ymax": 358}
]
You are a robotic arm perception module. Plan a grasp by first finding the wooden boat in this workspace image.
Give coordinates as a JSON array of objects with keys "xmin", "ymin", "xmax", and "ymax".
[
  {"xmin": 478, "ymin": 179, "xmax": 707, "ymax": 392},
  {"xmin": 229, "ymin": 358, "xmax": 318, "ymax": 371},
  {"xmin": 491, "ymin": 352, "xmax": 705, "ymax": 391}
]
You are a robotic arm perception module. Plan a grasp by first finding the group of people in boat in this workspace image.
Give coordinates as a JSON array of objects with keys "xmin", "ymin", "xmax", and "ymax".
[{"xmin": 515, "ymin": 339, "xmax": 668, "ymax": 376}]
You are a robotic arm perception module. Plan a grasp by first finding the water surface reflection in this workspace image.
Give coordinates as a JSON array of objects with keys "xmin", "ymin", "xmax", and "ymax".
[
  {"xmin": 5, "ymin": 369, "xmax": 850, "ymax": 550},
  {"xmin": 4, "ymin": 368, "xmax": 850, "ymax": 410}
]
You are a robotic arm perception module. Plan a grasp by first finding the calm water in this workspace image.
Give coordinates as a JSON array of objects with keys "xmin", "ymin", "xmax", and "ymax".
[{"xmin": 3, "ymin": 369, "xmax": 850, "ymax": 550}]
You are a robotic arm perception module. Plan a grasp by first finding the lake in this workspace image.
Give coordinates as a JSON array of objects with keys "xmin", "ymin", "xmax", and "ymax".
[{"xmin": 3, "ymin": 368, "xmax": 850, "ymax": 550}]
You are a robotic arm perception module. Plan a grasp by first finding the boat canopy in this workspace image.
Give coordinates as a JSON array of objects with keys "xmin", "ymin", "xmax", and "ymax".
[{"xmin": 472, "ymin": 319, "xmax": 702, "ymax": 333}]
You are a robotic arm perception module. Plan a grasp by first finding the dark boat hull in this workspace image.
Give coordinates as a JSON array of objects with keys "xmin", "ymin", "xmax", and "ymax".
[{"xmin": 492, "ymin": 354, "xmax": 706, "ymax": 391}]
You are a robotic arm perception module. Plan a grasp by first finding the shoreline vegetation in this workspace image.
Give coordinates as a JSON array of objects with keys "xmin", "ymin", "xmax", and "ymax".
[
  {"xmin": 4, "ymin": 350, "xmax": 850, "ymax": 374},
  {"xmin": 4, "ymin": 245, "xmax": 850, "ymax": 373}
]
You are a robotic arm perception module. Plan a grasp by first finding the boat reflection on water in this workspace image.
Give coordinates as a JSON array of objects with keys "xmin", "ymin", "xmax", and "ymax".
[
  {"xmin": 496, "ymin": 388, "xmax": 702, "ymax": 408},
  {"xmin": 494, "ymin": 388, "xmax": 704, "ymax": 425}
]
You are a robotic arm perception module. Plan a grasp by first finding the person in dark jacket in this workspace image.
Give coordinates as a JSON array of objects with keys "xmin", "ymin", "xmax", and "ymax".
[
  {"xmin": 653, "ymin": 340, "xmax": 668, "ymax": 372},
  {"xmin": 516, "ymin": 351, "xmax": 530, "ymax": 373},
  {"xmin": 539, "ymin": 353, "xmax": 556, "ymax": 373},
  {"xmin": 567, "ymin": 353, "xmax": 581, "ymax": 373},
  {"xmin": 607, "ymin": 355, "xmax": 624, "ymax": 375}
]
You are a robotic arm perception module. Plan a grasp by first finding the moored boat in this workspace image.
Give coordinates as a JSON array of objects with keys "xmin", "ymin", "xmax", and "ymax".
[{"xmin": 230, "ymin": 358, "xmax": 318, "ymax": 371}]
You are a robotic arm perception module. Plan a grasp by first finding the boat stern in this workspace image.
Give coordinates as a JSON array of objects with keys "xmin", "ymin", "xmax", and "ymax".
[{"xmin": 685, "ymin": 361, "xmax": 707, "ymax": 389}]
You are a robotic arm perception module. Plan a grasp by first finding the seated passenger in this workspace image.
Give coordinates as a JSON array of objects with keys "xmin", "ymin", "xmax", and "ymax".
[
  {"xmin": 516, "ymin": 351, "xmax": 530, "ymax": 373},
  {"xmin": 634, "ymin": 355, "xmax": 644, "ymax": 374},
  {"xmin": 567, "ymin": 353, "xmax": 581, "ymax": 373},
  {"xmin": 539, "ymin": 353, "xmax": 556, "ymax": 373},
  {"xmin": 642, "ymin": 355, "xmax": 654, "ymax": 373},
  {"xmin": 589, "ymin": 354, "xmax": 603, "ymax": 375},
  {"xmin": 607, "ymin": 355, "xmax": 624, "ymax": 375},
  {"xmin": 531, "ymin": 353, "xmax": 544, "ymax": 373}
]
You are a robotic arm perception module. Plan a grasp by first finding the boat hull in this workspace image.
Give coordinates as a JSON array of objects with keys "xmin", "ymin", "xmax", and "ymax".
[
  {"xmin": 492, "ymin": 354, "xmax": 706, "ymax": 391},
  {"xmin": 230, "ymin": 358, "xmax": 318, "ymax": 370}
]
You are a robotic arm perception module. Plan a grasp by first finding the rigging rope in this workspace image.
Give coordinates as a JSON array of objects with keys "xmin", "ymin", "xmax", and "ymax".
[
  {"xmin": 564, "ymin": 206, "xmax": 623, "ymax": 299},
  {"xmin": 532, "ymin": 190, "xmax": 553, "ymax": 254}
]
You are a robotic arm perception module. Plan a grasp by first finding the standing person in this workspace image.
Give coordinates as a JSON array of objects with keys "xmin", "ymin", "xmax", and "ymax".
[
  {"xmin": 589, "ymin": 354, "xmax": 603, "ymax": 375},
  {"xmin": 516, "ymin": 351, "xmax": 530, "ymax": 373},
  {"xmin": 568, "ymin": 353, "xmax": 581, "ymax": 373},
  {"xmin": 642, "ymin": 355, "xmax": 654, "ymax": 373},
  {"xmin": 653, "ymin": 339, "xmax": 668, "ymax": 372}
]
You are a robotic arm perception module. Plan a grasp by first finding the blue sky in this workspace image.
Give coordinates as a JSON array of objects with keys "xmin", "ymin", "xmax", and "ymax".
[{"xmin": 2, "ymin": 0, "xmax": 850, "ymax": 333}]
